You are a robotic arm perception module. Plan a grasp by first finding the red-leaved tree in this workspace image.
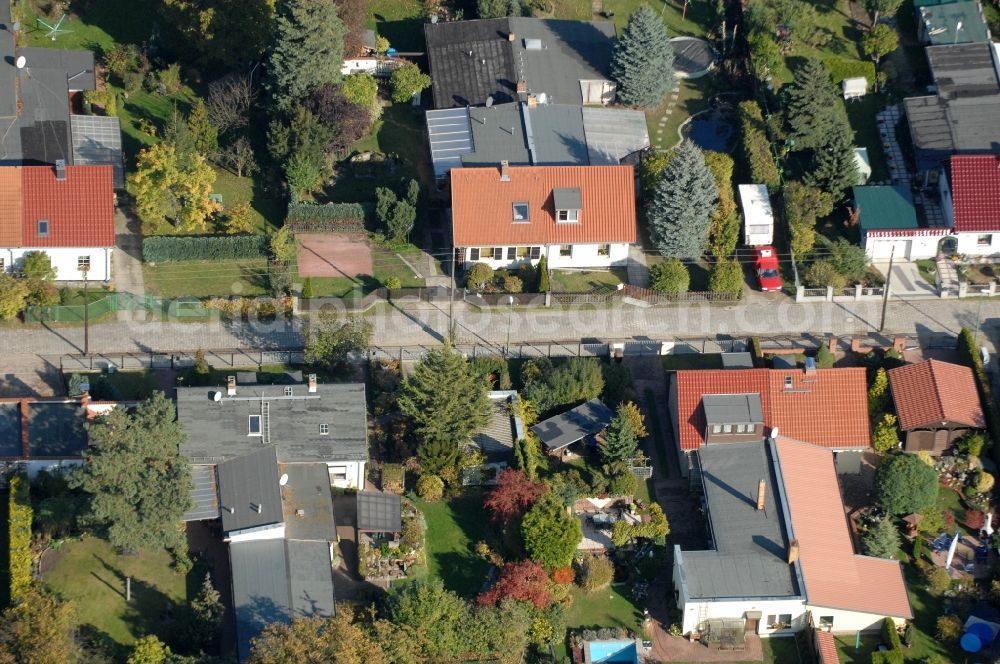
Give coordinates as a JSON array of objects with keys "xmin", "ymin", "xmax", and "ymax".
[
  {"xmin": 484, "ymin": 468, "xmax": 546, "ymax": 524},
  {"xmin": 477, "ymin": 560, "xmax": 553, "ymax": 609}
]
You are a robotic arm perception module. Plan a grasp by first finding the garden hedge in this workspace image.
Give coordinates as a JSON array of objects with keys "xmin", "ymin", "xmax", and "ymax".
[
  {"xmin": 286, "ymin": 203, "xmax": 367, "ymax": 233},
  {"xmin": 881, "ymin": 618, "xmax": 901, "ymax": 650},
  {"xmin": 143, "ymin": 235, "xmax": 270, "ymax": 262},
  {"xmin": 737, "ymin": 101, "xmax": 780, "ymax": 189},
  {"xmin": 8, "ymin": 473, "xmax": 33, "ymax": 602},
  {"xmin": 822, "ymin": 55, "xmax": 876, "ymax": 85},
  {"xmin": 957, "ymin": 327, "xmax": 1000, "ymax": 466}
]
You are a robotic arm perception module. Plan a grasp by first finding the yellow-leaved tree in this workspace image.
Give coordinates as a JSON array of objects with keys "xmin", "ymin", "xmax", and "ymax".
[{"xmin": 127, "ymin": 142, "xmax": 220, "ymax": 233}]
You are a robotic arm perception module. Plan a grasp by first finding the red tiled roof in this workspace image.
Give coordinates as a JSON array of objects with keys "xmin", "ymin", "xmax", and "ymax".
[
  {"xmin": 0, "ymin": 168, "xmax": 23, "ymax": 246},
  {"xmin": 814, "ymin": 630, "xmax": 840, "ymax": 664},
  {"xmin": 950, "ymin": 154, "xmax": 1000, "ymax": 232},
  {"xmin": 450, "ymin": 165, "xmax": 636, "ymax": 246},
  {"xmin": 776, "ymin": 438, "xmax": 912, "ymax": 620},
  {"xmin": 17, "ymin": 165, "xmax": 115, "ymax": 248},
  {"xmin": 889, "ymin": 359, "xmax": 985, "ymax": 430},
  {"xmin": 674, "ymin": 368, "xmax": 871, "ymax": 451}
]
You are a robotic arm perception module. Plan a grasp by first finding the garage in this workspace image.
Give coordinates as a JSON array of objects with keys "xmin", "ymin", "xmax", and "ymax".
[{"xmin": 868, "ymin": 237, "xmax": 912, "ymax": 260}]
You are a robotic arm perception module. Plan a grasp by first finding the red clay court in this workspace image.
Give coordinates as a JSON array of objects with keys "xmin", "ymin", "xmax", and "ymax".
[{"xmin": 296, "ymin": 233, "xmax": 374, "ymax": 278}]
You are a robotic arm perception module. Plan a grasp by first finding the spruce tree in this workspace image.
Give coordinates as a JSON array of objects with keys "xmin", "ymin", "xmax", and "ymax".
[
  {"xmin": 610, "ymin": 5, "xmax": 675, "ymax": 108},
  {"xmin": 647, "ymin": 140, "xmax": 718, "ymax": 258},
  {"xmin": 786, "ymin": 59, "xmax": 849, "ymax": 151},
  {"xmin": 398, "ymin": 341, "xmax": 491, "ymax": 472},
  {"xmin": 268, "ymin": 0, "xmax": 347, "ymax": 112},
  {"xmin": 600, "ymin": 411, "xmax": 639, "ymax": 464},
  {"xmin": 807, "ymin": 126, "xmax": 859, "ymax": 202}
]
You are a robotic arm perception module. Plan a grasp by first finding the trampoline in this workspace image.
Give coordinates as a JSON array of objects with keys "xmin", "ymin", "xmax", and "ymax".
[{"xmin": 670, "ymin": 36, "xmax": 717, "ymax": 78}]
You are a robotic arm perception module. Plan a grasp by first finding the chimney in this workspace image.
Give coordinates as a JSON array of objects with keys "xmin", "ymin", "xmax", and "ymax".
[
  {"xmin": 80, "ymin": 389, "xmax": 90, "ymax": 412},
  {"xmin": 54, "ymin": 159, "xmax": 66, "ymax": 181},
  {"xmin": 227, "ymin": 375, "xmax": 236, "ymax": 396},
  {"xmin": 516, "ymin": 80, "xmax": 528, "ymax": 93},
  {"xmin": 788, "ymin": 539, "xmax": 800, "ymax": 565},
  {"xmin": 527, "ymin": 93, "xmax": 538, "ymax": 108},
  {"xmin": 252, "ymin": 503, "xmax": 263, "ymax": 514},
  {"xmin": 508, "ymin": 31, "xmax": 516, "ymax": 41},
  {"xmin": 804, "ymin": 356, "xmax": 816, "ymax": 377},
  {"xmin": 756, "ymin": 478, "xmax": 766, "ymax": 511},
  {"xmin": 308, "ymin": 373, "xmax": 317, "ymax": 393},
  {"xmin": 500, "ymin": 160, "xmax": 510, "ymax": 182}
]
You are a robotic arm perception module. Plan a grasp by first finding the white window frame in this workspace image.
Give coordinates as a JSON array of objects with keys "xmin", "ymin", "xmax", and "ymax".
[
  {"xmin": 248, "ymin": 414, "xmax": 262, "ymax": 436},
  {"xmin": 979, "ymin": 234, "xmax": 993, "ymax": 246},
  {"xmin": 507, "ymin": 247, "xmax": 517, "ymax": 260},
  {"xmin": 470, "ymin": 248, "xmax": 480, "ymax": 261},
  {"xmin": 513, "ymin": 202, "xmax": 530, "ymax": 222},
  {"xmin": 529, "ymin": 247, "xmax": 541, "ymax": 260},
  {"xmin": 712, "ymin": 425, "xmax": 722, "ymax": 434},
  {"xmin": 557, "ymin": 209, "xmax": 579, "ymax": 223},
  {"xmin": 723, "ymin": 424, "xmax": 733, "ymax": 433},
  {"xmin": 284, "ymin": 386, "xmax": 293, "ymax": 396},
  {"xmin": 597, "ymin": 243, "xmax": 610, "ymax": 256},
  {"xmin": 77, "ymin": 255, "xmax": 91, "ymax": 271},
  {"xmin": 330, "ymin": 465, "xmax": 348, "ymax": 480},
  {"xmin": 492, "ymin": 247, "xmax": 503, "ymax": 260},
  {"xmin": 319, "ymin": 423, "xmax": 330, "ymax": 435}
]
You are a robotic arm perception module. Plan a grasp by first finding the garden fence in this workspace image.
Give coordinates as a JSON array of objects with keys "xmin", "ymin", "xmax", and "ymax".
[{"xmin": 25, "ymin": 292, "xmax": 209, "ymax": 323}]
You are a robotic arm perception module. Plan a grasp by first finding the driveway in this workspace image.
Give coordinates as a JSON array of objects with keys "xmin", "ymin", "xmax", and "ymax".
[
  {"xmin": 873, "ymin": 260, "xmax": 936, "ymax": 297},
  {"xmin": 113, "ymin": 207, "xmax": 145, "ymax": 298}
]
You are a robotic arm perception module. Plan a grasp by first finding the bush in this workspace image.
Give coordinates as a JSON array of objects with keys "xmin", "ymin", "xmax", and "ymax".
[
  {"xmin": 805, "ymin": 260, "xmax": 847, "ymax": 289},
  {"xmin": 142, "ymin": 235, "xmax": 269, "ymax": 262},
  {"xmin": 958, "ymin": 431, "xmax": 987, "ymax": 457},
  {"xmin": 467, "ymin": 263, "xmax": 494, "ymax": 290},
  {"xmin": 518, "ymin": 263, "xmax": 538, "ymax": 291},
  {"xmin": 957, "ymin": 327, "xmax": 1000, "ymax": 465},
  {"xmin": 8, "ymin": 473, "xmax": 32, "ymax": 602},
  {"xmin": 709, "ymin": 259, "xmax": 744, "ymax": 294},
  {"xmin": 578, "ymin": 555, "xmax": 614, "ymax": 592},
  {"xmin": 935, "ymin": 614, "xmax": 962, "ymax": 643},
  {"xmin": 881, "ymin": 618, "xmax": 901, "ymax": 650},
  {"xmin": 552, "ymin": 566, "xmax": 575, "ymax": 585},
  {"xmin": 285, "ymin": 203, "xmax": 367, "ymax": 233},
  {"xmin": 876, "ymin": 453, "xmax": 939, "ymax": 514},
  {"xmin": 966, "ymin": 509, "xmax": 986, "ymax": 530},
  {"xmin": 975, "ymin": 470, "xmax": 995, "ymax": 494},
  {"xmin": 926, "ymin": 566, "xmax": 952, "ymax": 594},
  {"xmin": 815, "ymin": 345, "xmax": 835, "ymax": 368},
  {"xmin": 608, "ymin": 472, "xmax": 637, "ymax": 497},
  {"xmin": 416, "ymin": 474, "xmax": 444, "ymax": 502},
  {"xmin": 870, "ymin": 650, "xmax": 903, "ymax": 664},
  {"xmin": 649, "ymin": 259, "xmax": 690, "ymax": 293},
  {"xmin": 502, "ymin": 275, "xmax": 524, "ymax": 293},
  {"xmin": 538, "ymin": 256, "xmax": 550, "ymax": 293},
  {"xmin": 737, "ymin": 101, "xmax": 780, "ymax": 189},
  {"xmin": 822, "ymin": 55, "xmax": 876, "ymax": 84},
  {"xmin": 383, "ymin": 463, "xmax": 404, "ymax": 494}
]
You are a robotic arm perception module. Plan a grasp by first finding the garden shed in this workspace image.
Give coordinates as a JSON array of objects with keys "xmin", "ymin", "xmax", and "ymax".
[
  {"xmin": 842, "ymin": 77, "xmax": 867, "ymax": 100},
  {"xmin": 531, "ymin": 398, "xmax": 614, "ymax": 456}
]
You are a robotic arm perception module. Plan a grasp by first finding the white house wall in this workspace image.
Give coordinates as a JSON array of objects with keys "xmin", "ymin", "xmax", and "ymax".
[
  {"xmin": 0, "ymin": 247, "xmax": 112, "ymax": 281},
  {"xmin": 226, "ymin": 523, "xmax": 286, "ymax": 544},
  {"xmin": 461, "ymin": 243, "xmax": 629, "ymax": 270},
  {"xmin": 862, "ymin": 233, "xmax": 940, "ymax": 260},
  {"xmin": 328, "ymin": 460, "xmax": 365, "ymax": 489},
  {"xmin": 805, "ymin": 605, "xmax": 904, "ymax": 634},
  {"xmin": 956, "ymin": 232, "xmax": 1000, "ymax": 257},
  {"xmin": 677, "ymin": 596, "xmax": 808, "ymax": 637}
]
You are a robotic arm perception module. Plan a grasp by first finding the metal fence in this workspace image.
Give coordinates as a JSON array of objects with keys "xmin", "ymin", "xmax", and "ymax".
[
  {"xmin": 60, "ymin": 348, "xmax": 307, "ymax": 372},
  {"xmin": 25, "ymin": 292, "xmax": 208, "ymax": 323}
]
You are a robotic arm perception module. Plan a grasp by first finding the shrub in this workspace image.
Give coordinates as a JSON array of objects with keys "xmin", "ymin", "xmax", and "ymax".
[
  {"xmin": 222, "ymin": 202, "xmax": 255, "ymax": 235},
  {"xmin": 538, "ymin": 256, "xmax": 550, "ymax": 292},
  {"xmin": 552, "ymin": 566, "xmax": 575, "ymax": 585},
  {"xmin": 142, "ymin": 235, "xmax": 269, "ymax": 262},
  {"xmin": 872, "ymin": 413, "xmax": 900, "ymax": 454},
  {"xmin": 876, "ymin": 453, "xmax": 939, "ymax": 514},
  {"xmin": 158, "ymin": 63, "xmax": 182, "ymax": 94},
  {"xmin": 8, "ymin": 473, "xmax": 32, "ymax": 602},
  {"xmin": 821, "ymin": 55, "xmax": 876, "ymax": 84},
  {"xmin": 815, "ymin": 345, "xmax": 835, "ymax": 368},
  {"xmin": 518, "ymin": 263, "xmax": 538, "ymax": 291},
  {"xmin": 467, "ymin": 263, "xmax": 494, "ymax": 290},
  {"xmin": 935, "ymin": 614, "xmax": 962, "ymax": 643},
  {"xmin": 285, "ymin": 202, "xmax": 367, "ymax": 232},
  {"xmin": 502, "ymin": 275, "xmax": 524, "ymax": 293},
  {"xmin": 383, "ymin": 463, "xmax": 404, "ymax": 494},
  {"xmin": 416, "ymin": 474, "xmax": 444, "ymax": 502},
  {"xmin": 958, "ymin": 432, "xmax": 987, "ymax": 457},
  {"xmin": 881, "ymin": 618, "xmax": 901, "ymax": 650},
  {"xmin": 737, "ymin": 101, "xmax": 780, "ymax": 189},
  {"xmin": 805, "ymin": 259, "xmax": 847, "ymax": 289},
  {"xmin": 708, "ymin": 259, "xmax": 744, "ymax": 294},
  {"xmin": 649, "ymin": 259, "xmax": 690, "ymax": 293},
  {"xmin": 870, "ymin": 650, "xmax": 903, "ymax": 664},
  {"xmin": 578, "ymin": 555, "xmax": 614, "ymax": 592},
  {"xmin": 926, "ymin": 566, "xmax": 952, "ymax": 594},
  {"xmin": 966, "ymin": 509, "xmax": 986, "ymax": 530},
  {"xmin": 608, "ymin": 472, "xmax": 637, "ymax": 497},
  {"xmin": 975, "ymin": 470, "xmax": 996, "ymax": 494},
  {"xmin": 957, "ymin": 327, "xmax": 1000, "ymax": 465}
]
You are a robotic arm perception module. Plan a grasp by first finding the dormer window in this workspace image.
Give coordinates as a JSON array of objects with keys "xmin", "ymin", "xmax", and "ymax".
[
  {"xmin": 513, "ymin": 202, "xmax": 530, "ymax": 222},
  {"xmin": 553, "ymin": 188, "xmax": 582, "ymax": 224},
  {"xmin": 37, "ymin": 219, "xmax": 49, "ymax": 237},
  {"xmin": 702, "ymin": 394, "xmax": 764, "ymax": 442}
]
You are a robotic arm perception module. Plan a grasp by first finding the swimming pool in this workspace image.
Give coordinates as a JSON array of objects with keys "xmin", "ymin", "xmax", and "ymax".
[{"xmin": 586, "ymin": 639, "xmax": 639, "ymax": 663}]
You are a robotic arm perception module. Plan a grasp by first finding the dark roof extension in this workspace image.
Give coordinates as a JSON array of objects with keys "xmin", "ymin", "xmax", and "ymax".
[
  {"xmin": 281, "ymin": 463, "xmax": 337, "ymax": 541},
  {"xmin": 903, "ymin": 94, "xmax": 1000, "ymax": 169},
  {"xmin": 217, "ymin": 447, "xmax": 283, "ymax": 534},
  {"xmin": 357, "ymin": 491, "xmax": 402, "ymax": 533},
  {"xmin": 926, "ymin": 43, "xmax": 1000, "ymax": 99},
  {"xmin": 702, "ymin": 394, "xmax": 764, "ymax": 425},
  {"xmin": 531, "ymin": 398, "xmax": 614, "ymax": 451},
  {"xmin": 177, "ymin": 381, "xmax": 368, "ymax": 464}
]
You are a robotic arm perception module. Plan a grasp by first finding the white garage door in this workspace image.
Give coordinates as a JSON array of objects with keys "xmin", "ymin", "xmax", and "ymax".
[{"xmin": 870, "ymin": 238, "xmax": 911, "ymax": 260}]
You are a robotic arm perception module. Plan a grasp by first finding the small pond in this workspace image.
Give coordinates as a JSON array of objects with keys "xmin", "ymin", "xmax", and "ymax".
[{"xmin": 682, "ymin": 108, "xmax": 736, "ymax": 153}]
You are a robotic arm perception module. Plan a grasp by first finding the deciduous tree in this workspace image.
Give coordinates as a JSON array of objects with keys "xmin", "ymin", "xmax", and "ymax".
[
  {"xmin": 0, "ymin": 588, "xmax": 77, "ymax": 664},
  {"xmin": 248, "ymin": 609, "xmax": 388, "ymax": 664},
  {"xmin": 864, "ymin": 0, "xmax": 904, "ymax": 27},
  {"xmin": 70, "ymin": 393, "xmax": 192, "ymax": 553},
  {"xmin": 304, "ymin": 314, "xmax": 373, "ymax": 371},
  {"xmin": 20, "ymin": 251, "xmax": 55, "ymax": 281},
  {"xmin": 0, "ymin": 275, "xmax": 28, "ymax": 320},
  {"xmin": 160, "ymin": 0, "xmax": 274, "ymax": 68},
  {"xmin": 127, "ymin": 142, "xmax": 219, "ymax": 233},
  {"xmin": 307, "ymin": 84, "xmax": 371, "ymax": 155},
  {"xmin": 783, "ymin": 182, "xmax": 833, "ymax": 256},
  {"xmin": 477, "ymin": 560, "xmax": 553, "ymax": 609},
  {"xmin": 390, "ymin": 63, "xmax": 432, "ymax": 104},
  {"xmin": 221, "ymin": 137, "xmax": 259, "ymax": 179},
  {"xmin": 610, "ymin": 5, "xmax": 676, "ymax": 107},
  {"xmin": 522, "ymin": 493, "xmax": 583, "ymax": 570},
  {"xmin": 647, "ymin": 141, "xmax": 718, "ymax": 258},
  {"xmin": 341, "ymin": 73, "xmax": 382, "ymax": 123},
  {"xmin": 876, "ymin": 453, "xmax": 939, "ymax": 514},
  {"xmin": 862, "ymin": 24, "xmax": 899, "ymax": 64},
  {"xmin": 223, "ymin": 202, "xmax": 255, "ymax": 235},
  {"xmin": 267, "ymin": 0, "xmax": 346, "ymax": 112},
  {"xmin": 127, "ymin": 635, "xmax": 172, "ymax": 664},
  {"xmin": 484, "ymin": 468, "xmax": 546, "ymax": 524},
  {"xmin": 206, "ymin": 73, "xmax": 255, "ymax": 136},
  {"xmin": 384, "ymin": 579, "xmax": 467, "ymax": 659}
]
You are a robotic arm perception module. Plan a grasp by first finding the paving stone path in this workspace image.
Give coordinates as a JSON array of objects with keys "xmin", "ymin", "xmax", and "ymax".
[{"xmin": 653, "ymin": 86, "xmax": 682, "ymax": 150}]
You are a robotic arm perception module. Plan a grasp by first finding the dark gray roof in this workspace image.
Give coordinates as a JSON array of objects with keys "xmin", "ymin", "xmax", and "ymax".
[
  {"xmin": 177, "ymin": 382, "xmax": 368, "ymax": 464},
  {"xmin": 464, "ymin": 104, "xmax": 531, "ymax": 166},
  {"xmin": 528, "ymin": 104, "xmax": 589, "ymax": 164},
  {"xmin": 0, "ymin": 403, "xmax": 22, "ymax": 457},
  {"xmin": 721, "ymin": 352, "xmax": 754, "ymax": 369},
  {"xmin": 28, "ymin": 402, "xmax": 87, "ymax": 457},
  {"xmin": 217, "ymin": 447, "xmax": 283, "ymax": 534},
  {"xmin": 357, "ymin": 491, "xmax": 402, "ymax": 533},
  {"xmin": 184, "ymin": 464, "xmax": 220, "ymax": 522},
  {"xmin": 553, "ymin": 187, "xmax": 582, "ymax": 210},
  {"xmin": 681, "ymin": 443, "xmax": 800, "ymax": 600},
  {"xmin": 927, "ymin": 43, "xmax": 1000, "ymax": 98},
  {"xmin": 0, "ymin": 2, "xmax": 15, "ymax": 120},
  {"xmin": 474, "ymin": 396, "xmax": 516, "ymax": 457},
  {"xmin": 772, "ymin": 355, "xmax": 797, "ymax": 369},
  {"xmin": 230, "ymin": 539, "xmax": 335, "ymax": 661},
  {"xmin": 702, "ymin": 394, "xmax": 764, "ymax": 425},
  {"xmin": 904, "ymin": 93, "xmax": 1000, "ymax": 168},
  {"xmin": 282, "ymin": 463, "xmax": 337, "ymax": 541},
  {"xmin": 424, "ymin": 18, "xmax": 615, "ymax": 109},
  {"xmin": 532, "ymin": 398, "xmax": 614, "ymax": 450}
]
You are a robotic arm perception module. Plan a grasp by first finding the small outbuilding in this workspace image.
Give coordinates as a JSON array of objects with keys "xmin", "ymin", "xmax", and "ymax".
[
  {"xmin": 357, "ymin": 491, "xmax": 403, "ymax": 540},
  {"xmin": 889, "ymin": 359, "xmax": 985, "ymax": 453},
  {"xmin": 842, "ymin": 76, "xmax": 867, "ymax": 100},
  {"xmin": 531, "ymin": 398, "xmax": 614, "ymax": 456},
  {"xmin": 854, "ymin": 185, "xmax": 940, "ymax": 261}
]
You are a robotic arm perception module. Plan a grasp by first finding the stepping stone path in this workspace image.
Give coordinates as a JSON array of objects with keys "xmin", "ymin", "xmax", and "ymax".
[{"xmin": 653, "ymin": 86, "xmax": 682, "ymax": 150}]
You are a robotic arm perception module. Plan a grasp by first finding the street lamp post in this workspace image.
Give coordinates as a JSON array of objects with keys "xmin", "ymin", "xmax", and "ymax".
[
  {"xmin": 505, "ymin": 295, "xmax": 514, "ymax": 357},
  {"xmin": 81, "ymin": 263, "xmax": 90, "ymax": 356}
]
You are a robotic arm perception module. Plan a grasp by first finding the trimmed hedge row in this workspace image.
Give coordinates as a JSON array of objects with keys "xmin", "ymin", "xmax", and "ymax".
[
  {"xmin": 8, "ymin": 473, "xmax": 32, "ymax": 603},
  {"xmin": 822, "ymin": 55, "xmax": 876, "ymax": 85},
  {"xmin": 737, "ymin": 101, "xmax": 780, "ymax": 189},
  {"xmin": 957, "ymin": 327, "xmax": 1000, "ymax": 466},
  {"xmin": 143, "ymin": 235, "xmax": 270, "ymax": 262},
  {"xmin": 286, "ymin": 203, "xmax": 366, "ymax": 233}
]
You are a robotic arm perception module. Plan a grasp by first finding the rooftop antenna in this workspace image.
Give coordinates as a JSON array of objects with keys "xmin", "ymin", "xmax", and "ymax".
[
  {"xmin": 36, "ymin": 14, "xmax": 72, "ymax": 41},
  {"xmin": 279, "ymin": 473, "xmax": 289, "ymax": 487}
]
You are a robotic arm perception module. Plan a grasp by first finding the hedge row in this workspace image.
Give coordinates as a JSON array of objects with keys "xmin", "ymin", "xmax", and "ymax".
[
  {"xmin": 737, "ymin": 101, "xmax": 780, "ymax": 189},
  {"xmin": 286, "ymin": 203, "xmax": 366, "ymax": 233},
  {"xmin": 822, "ymin": 55, "xmax": 876, "ymax": 85},
  {"xmin": 8, "ymin": 473, "xmax": 32, "ymax": 603},
  {"xmin": 957, "ymin": 327, "xmax": 1000, "ymax": 466},
  {"xmin": 143, "ymin": 235, "xmax": 270, "ymax": 262}
]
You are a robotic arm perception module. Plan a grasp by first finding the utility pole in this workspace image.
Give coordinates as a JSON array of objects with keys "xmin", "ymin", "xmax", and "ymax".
[
  {"xmin": 448, "ymin": 248, "xmax": 456, "ymax": 343},
  {"xmin": 82, "ymin": 264, "xmax": 90, "ymax": 355},
  {"xmin": 878, "ymin": 246, "xmax": 894, "ymax": 333}
]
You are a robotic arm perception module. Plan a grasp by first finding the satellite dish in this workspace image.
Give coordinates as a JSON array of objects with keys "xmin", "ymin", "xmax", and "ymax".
[
  {"xmin": 15, "ymin": 56, "xmax": 25, "ymax": 69},
  {"xmin": 212, "ymin": 391, "xmax": 222, "ymax": 402},
  {"xmin": 770, "ymin": 426, "xmax": 780, "ymax": 440},
  {"xmin": 279, "ymin": 474, "xmax": 289, "ymax": 486},
  {"xmin": 485, "ymin": 95, "xmax": 494, "ymax": 107}
]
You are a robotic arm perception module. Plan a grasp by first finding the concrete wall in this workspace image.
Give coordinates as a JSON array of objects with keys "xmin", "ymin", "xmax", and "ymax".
[{"xmin": 0, "ymin": 247, "xmax": 112, "ymax": 281}]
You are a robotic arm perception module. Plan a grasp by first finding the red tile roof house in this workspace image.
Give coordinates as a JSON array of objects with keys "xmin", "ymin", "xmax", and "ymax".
[
  {"xmin": 668, "ymin": 365, "xmax": 871, "ymax": 477},
  {"xmin": 938, "ymin": 154, "xmax": 1000, "ymax": 257},
  {"xmin": 0, "ymin": 163, "xmax": 115, "ymax": 281},
  {"xmin": 673, "ymin": 438, "xmax": 911, "ymax": 641},
  {"xmin": 450, "ymin": 163, "xmax": 636, "ymax": 271},
  {"xmin": 889, "ymin": 359, "xmax": 985, "ymax": 454}
]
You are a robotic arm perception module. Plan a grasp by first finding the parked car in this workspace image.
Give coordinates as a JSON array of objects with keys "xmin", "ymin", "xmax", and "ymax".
[{"xmin": 754, "ymin": 246, "xmax": 782, "ymax": 292}]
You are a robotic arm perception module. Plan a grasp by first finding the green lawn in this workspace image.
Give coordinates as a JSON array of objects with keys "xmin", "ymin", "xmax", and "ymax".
[
  {"xmin": 834, "ymin": 634, "xmax": 879, "ymax": 663},
  {"xmin": 845, "ymin": 96, "xmax": 891, "ymax": 182},
  {"xmin": 367, "ymin": 0, "xmax": 426, "ymax": 52},
  {"xmin": 43, "ymin": 537, "xmax": 187, "ymax": 651},
  {"xmin": 58, "ymin": 286, "xmax": 114, "ymax": 305},
  {"xmin": 915, "ymin": 259, "xmax": 936, "ymax": 285},
  {"xmin": 554, "ymin": 586, "xmax": 644, "ymax": 661},
  {"xmin": 648, "ymin": 75, "xmax": 724, "ymax": 151},
  {"xmin": 143, "ymin": 259, "xmax": 272, "ymax": 298},
  {"xmin": 17, "ymin": 0, "xmax": 156, "ymax": 51},
  {"xmin": 212, "ymin": 169, "xmax": 285, "ymax": 234},
  {"xmin": 549, "ymin": 268, "xmax": 626, "ymax": 293},
  {"xmin": 762, "ymin": 636, "xmax": 800, "ymax": 664},
  {"xmin": 603, "ymin": 0, "xmax": 711, "ymax": 37},
  {"xmin": 414, "ymin": 493, "xmax": 490, "ymax": 597},
  {"xmin": 298, "ymin": 246, "xmax": 424, "ymax": 297}
]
